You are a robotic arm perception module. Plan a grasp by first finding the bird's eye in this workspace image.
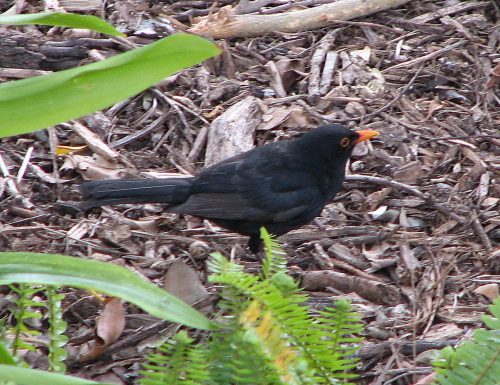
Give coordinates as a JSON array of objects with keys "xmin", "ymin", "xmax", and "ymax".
[{"xmin": 340, "ymin": 137, "xmax": 350, "ymax": 148}]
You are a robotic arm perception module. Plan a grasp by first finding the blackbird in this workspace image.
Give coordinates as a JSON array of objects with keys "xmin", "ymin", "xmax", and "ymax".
[{"xmin": 80, "ymin": 124, "xmax": 379, "ymax": 252}]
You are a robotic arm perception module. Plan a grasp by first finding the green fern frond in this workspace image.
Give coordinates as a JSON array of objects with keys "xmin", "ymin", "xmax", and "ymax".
[
  {"xmin": 8, "ymin": 284, "xmax": 44, "ymax": 356},
  {"xmin": 238, "ymin": 300, "xmax": 315, "ymax": 385},
  {"xmin": 141, "ymin": 250, "xmax": 363, "ymax": 385},
  {"xmin": 260, "ymin": 227, "xmax": 287, "ymax": 279},
  {"xmin": 46, "ymin": 287, "xmax": 68, "ymax": 373},
  {"xmin": 210, "ymin": 261, "xmax": 362, "ymax": 384},
  {"xmin": 207, "ymin": 252, "xmax": 244, "ymax": 275},
  {"xmin": 434, "ymin": 298, "xmax": 500, "ymax": 385},
  {"xmin": 207, "ymin": 317, "xmax": 284, "ymax": 385},
  {"xmin": 313, "ymin": 300, "xmax": 364, "ymax": 379},
  {"xmin": 141, "ymin": 331, "xmax": 209, "ymax": 385}
]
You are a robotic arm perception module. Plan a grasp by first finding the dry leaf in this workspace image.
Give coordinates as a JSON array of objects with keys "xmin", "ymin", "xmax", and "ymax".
[
  {"xmin": 425, "ymin": 98, "xmax": 443, "ymax": 119},
  {"xmin": 362, "ymin": 243, "xmax": 391, "ymax": 261},
  {"xmin": 473, "ymin": 283, "xmax": 499, "ymax": 299},
  {"xmin": 399, "ymin": 241, "xmax": 420, "ymax": 271},
  {"xmin": 259, "ymin": 105, "xmax": 307, "ymax": 131},
  {"xmin": 102, "ymin": 223, "xmax": 132, "ymax": 244},
  {"xmin": 119, "ymin": 217, "xmax": 159, "ymax": 233},
  {"xmin": 62, "ymin": 154, "xmax": 133, "ymax": 180},
  {"xmin": 96, "ymin": 298, "xmax": 125, "ymax": 346},
  {"xmin": 67, "ymin": 222, "xmax": 90, "ymax": 241},
  {"xmin": 79, "ymin": 297, "xmax": 125, "ymax": 362},
  {"xmin": 365, "ymin": 187, "xmax": 392, "ymax": 207},
  {"xmin": 414, "ymin": 372, "xmax": 437, "ymax": 385},
  {"xmin": 163, "ymin": 260, "xmax": 209, "ymax": 305},
  {"xmin": 55, "ymin": 145, "xmax": 87, "ymax": 155}
]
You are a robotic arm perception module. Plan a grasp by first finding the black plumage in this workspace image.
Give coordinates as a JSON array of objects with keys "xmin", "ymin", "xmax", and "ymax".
[{"xmin": 81, "ymin": 124, "xmax": 378, "ymax": 252}]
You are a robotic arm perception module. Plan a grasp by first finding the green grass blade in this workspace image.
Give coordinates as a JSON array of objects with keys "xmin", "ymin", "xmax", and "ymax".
[
  {"xmin": 0, "ymin": 12, "xmax": 125, "ymax": 36},
  {"xmin": 0, "ymin": 253, "xmax": 215, "ymax": 330},
  {"xmin": 0, "ymin": 33, "xmax": 220, "ymax": 137}
]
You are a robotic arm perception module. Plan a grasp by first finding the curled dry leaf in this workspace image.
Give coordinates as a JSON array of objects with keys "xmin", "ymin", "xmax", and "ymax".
[
  {"xmin": 473, "ymin": 283, "xmax": 499, "ymax": 300},
  {"xmin": 270, "ymin": 58, "xmax": 306, "ymax": 94},
  {"xmin": 362, "ymin": 243, "xmax": 392, "ymax": 261},
  {"xmin": 365, "ymin": 187, "xmax": 393, "ymax": 208},
  {"xmin": 117, "ymin": 216, "xmax": 159, "ymax": 233},
  {"xmin": 101, "ymin": 222, "xmax": 132, "ymax": 244},
  {"xmin": 259, "ymin": 105, "xmax": 309, "ymax": 131},
  {"xmin": 97, "ymin": 298, "xmax": 125, "ymax": 346},
  {"xmin": 79, "ymin": 297, "xmax": 125, "ymax": 363},
  {"xmin": 67, "ymin": 221, "xmax": 89, "ymax": 241},
  {"xmin": 424, "ymin": 98, "xmax": 444, "ymax": 119},
  {"xmin": 61, "ymin": 154, "xmax": 134, "ymax": 180}
]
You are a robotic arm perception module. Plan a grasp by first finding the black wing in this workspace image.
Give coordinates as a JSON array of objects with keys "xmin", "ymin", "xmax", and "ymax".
[{"xmin": 169, "ymin": 145, "xmax": 325, "ymax": 223}]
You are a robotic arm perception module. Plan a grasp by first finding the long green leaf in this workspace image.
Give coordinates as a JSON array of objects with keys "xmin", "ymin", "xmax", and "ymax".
[
  {"xmin": 0, "ymin": 33, "xmax": 220, "ymax": 137},
  {"xmin": 0, "ymin": 343, "xmax": 16, "ymax": 365},
  {"xmin": 0, "ymin": 253, "xmax": 215, "ymax": 330},
  {"xmin": 0, "ymin": 12, "xmax": 124, "ymax": 36},
  {"xmin": 0, "ymin": 364, "xmax": 108, "ymax": 385}
]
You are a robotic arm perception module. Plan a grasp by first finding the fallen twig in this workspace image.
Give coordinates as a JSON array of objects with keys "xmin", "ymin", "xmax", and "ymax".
[{"xmin": 189, "ymin": 0, "xmax": 412, "ymax": 38}]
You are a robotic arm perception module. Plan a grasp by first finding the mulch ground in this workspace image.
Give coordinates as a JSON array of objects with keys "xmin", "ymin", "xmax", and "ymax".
[{"xmin": 0, "ymin": 1, "xmax": 499, "ymax": 384}]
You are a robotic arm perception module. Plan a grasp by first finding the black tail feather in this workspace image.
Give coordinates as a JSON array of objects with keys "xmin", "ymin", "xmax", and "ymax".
[{"xmin": 80, "ymin": 178, "xmax": 193, "ymax": 210}]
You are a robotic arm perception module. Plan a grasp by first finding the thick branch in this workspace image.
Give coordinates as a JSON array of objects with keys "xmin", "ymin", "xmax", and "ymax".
[{"xmin": 189, "ymin": 0, "xmax": 411, "ymax": 38}]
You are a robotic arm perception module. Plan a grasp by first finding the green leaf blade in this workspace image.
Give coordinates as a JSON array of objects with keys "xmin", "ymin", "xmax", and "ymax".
[
  {"xmin": 0, "ymin": 33, "xmax": 220, "ymax": 137},
  {"xmin": 0, "ymin": 253, "xmax": 215, "ymax": 330},
  {"xmin": 0, "ymin": 364, "xmax": 107, "ymax": 385},
  {"xmin": 0, "ymin": 12, "xmax": 125, "ymax": 37}
]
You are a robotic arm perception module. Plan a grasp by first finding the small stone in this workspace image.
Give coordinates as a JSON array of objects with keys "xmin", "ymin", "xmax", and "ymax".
[
  {"xmin": 344, "ymin": 101, "xmax": 366, "ymax": 117},
  {"xmin": 189, "ymin": 241, "xmax": 211, "ymax": 260}
]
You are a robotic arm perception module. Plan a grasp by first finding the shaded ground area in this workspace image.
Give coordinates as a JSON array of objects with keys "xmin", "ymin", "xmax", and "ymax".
[{"xmin": 0, "ymin": 0, "xmax": 499, "ymax": 384}]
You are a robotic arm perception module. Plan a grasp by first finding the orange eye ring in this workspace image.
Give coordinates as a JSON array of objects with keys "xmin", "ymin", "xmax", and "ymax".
[{"xmin": 340, "ymin": 137, "xmax": 350, "ymax": 148}]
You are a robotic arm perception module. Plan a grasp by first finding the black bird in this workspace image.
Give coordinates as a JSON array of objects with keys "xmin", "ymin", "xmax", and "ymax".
[{"xmin": 80, "ymin": 124, "xmax": 379, "ymax": 252}]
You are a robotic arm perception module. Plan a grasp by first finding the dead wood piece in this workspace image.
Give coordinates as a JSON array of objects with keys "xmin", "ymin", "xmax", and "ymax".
[
  {"xmin": 58, "ymin": 0, "xmax": 101, "ymax": 11},
  {"xmin": 234, "ymin": 0, "xmax": 276, "ymax": 14},
  {"xmin": 204, "ymin": 95, "xmax": 262, "ymax": 166},
  {"xmin": 70, "ymin": 121, "xmax": 136, "ymax": 171},
  {"xmin": 189, "ymin": 0, "xmax": 412, "ymax": 39},
  {"xmin": 265, "ymin": 60, "xmax": 287, "ymax": 98},
  {"xmin": 470, "ymin": 210, "xmax": 493, "ymax": 252},
  {"xmin": 328, "ymin": 243, "xmax": 371, "ymax": 270},
  {"xmin": 354, "ymin": 339, "xmax": 459, "ymax": 360},
  {"xmin": 309, "ymin": 30, "xmax": 338, "ymax": 97},
  {"xmin": 7, "ymin": 206, "xmax": 51, "ymax": 224},
  {"xmin": 409, "ymin": 1, "xmax": 489, "ymax": 24},
  {"xmin": 111, "ymin": 114, "xmax": 169, "ymax": 148},
  {"xmin": 281, "ymin": 225, "xmax": 383, "ymax": 244},
  {"xmin": 0, "ymin": 67, "xmax": 51, "ymax": 79},
  {"xmin": 383, "ymin": 40, "xmax": 466, "ymax": 72},
  {"xmin": 0, "ymin": 31, "xmax": 116, "ymax": 71},
  {"xmin": 302, "ymin": 270, "xmax": 402, "ymax": 305},
  {"xmin": 0, "ymin": 153, "xmax": 34, "ymax": 209}
]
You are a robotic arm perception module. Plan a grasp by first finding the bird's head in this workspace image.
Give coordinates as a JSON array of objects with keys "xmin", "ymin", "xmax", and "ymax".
[{"xmin": 298, "ymin": 124, "xmax": 379, "ymax": 159}]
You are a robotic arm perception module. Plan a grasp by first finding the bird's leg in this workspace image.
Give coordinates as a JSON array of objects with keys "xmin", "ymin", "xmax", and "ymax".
[{"xmin": 247, "ymin": 235, "xmax": 263, "ymax": 255}]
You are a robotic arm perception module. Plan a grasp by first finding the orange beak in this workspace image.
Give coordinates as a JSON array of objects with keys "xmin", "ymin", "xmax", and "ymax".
[{"xmin": 354, "ymin": 130, "xmax": 379, "ymax": 144}]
